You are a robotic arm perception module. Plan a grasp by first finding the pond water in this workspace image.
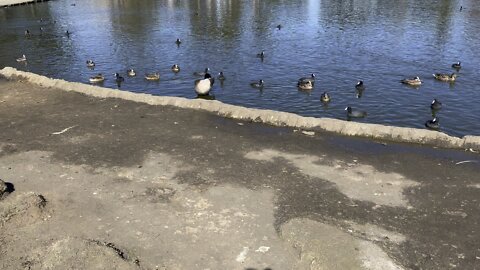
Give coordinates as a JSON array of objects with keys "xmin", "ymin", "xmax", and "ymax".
[{"xmin": 1, "ymin": 0, "xmax": 479, "ymax": 137}]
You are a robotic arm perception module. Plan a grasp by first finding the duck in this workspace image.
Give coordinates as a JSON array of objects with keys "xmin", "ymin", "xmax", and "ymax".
[
  {"xmin": 276, "ymin": 24, "xmax": 282, "ymax": 30},
  {"xmin": 65, "ymin": 30, "xmax": 70, "ymax": 37},
  {"xmin": 297, "ymin": 80, "xmax": 313, "ymax": 90},
  {"xmin": 355, "ymin": 80, "xmax": 365, "ymax": 91},
  {"xmin": 171, "ymin": 64, "xmax": 180, "ymax": 73},
  {"xmin": 401, "ymin": 76, "xmax": 422, "ymax": 86},
  {"xmin": 218, "ymin": 71, "xmax": 226, "ymax": 81},
  {"xmin": 430, "ymin": 99, "xmax": 442, "ymax": 110},
  {"xmin": 193, "ymin": 68, "xmax": 210, "ymax": 77},
  {"xmin": 320, "ymin": 92, "xmax": 331, "ymax": 103},
  {"xmin": 345, "ymin": 106, "xmax": 367, "ymax": 118},
  {"xmin": 89, "ymin": 74, "xmax": 105, "ymax": 83},
  {"xmin": 298, "ymin": 74, "xmax": 316, "ymax": 85},
  {"xmin": 114, "ymin": 73, "xmax": 124, "ymax": 83},
  {"xmin": 24, "ymin": 29, "xmax": 30, "ymax": 36},
  {"xmin": 127, "ymin": 69, "xmax": 136, "ymax": 77},
  {"xmin": 145, "ymin": 72, "xmax": 160, "ymax": 81},
  {"xmin": 425, "ymin": 117, "xmax": 440, "ymax": 130},
  {"xmin": 256, "ymin": 51, "xmax": 265, "ymax": 59},
  {"xmin": 175, "ymin": 38, "xmax": 182, "ymax": 45},
  {"xmin": 250, "ymin": 80, "xmax": 264, "ymax": 89},
  {"xmin": 194, "ymin": 73, "xmax": 215, "ymax": 96},
  {"xmin": 451, "ymin": 62, "xmax": 461, "ymax": 69},
  {"xmin": 16, "ymin": 54, "xmax": 27, "ymax": 62},
  {"xmin": 433, "ymin": 73, "xmax": 457, "ymax": 82},
  {"xmin": 86, "ymin": 60, "xmax": 95, "ymax": 68}
]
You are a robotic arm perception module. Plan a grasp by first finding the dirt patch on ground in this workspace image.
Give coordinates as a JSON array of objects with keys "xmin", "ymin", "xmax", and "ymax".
[
  {"xmin": 245, "ymin": 149, "xmax": 419, "ymax": 207},
  {"xmin": 24, "ymin": 238, "xmax": 141, "ymax": 270},
  {"xmin": 0, "ymin": 191, "xmax": 48, "ymax": 228},
  {"xmin": 0, "ymin": 79, "xmax": 479, "ymax": 269}
]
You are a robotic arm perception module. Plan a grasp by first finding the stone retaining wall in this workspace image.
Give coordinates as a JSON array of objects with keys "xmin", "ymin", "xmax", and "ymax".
[{"xmin": 1, "ymin": 67, "xmax": 479, "ymax": 151}]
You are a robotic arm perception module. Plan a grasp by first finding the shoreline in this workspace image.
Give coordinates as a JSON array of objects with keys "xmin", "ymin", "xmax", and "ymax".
[
  {"xmin": 1, "ymin": 73, "xmax": 479, "ymax": 269},
  {"xmin": 1, "ymin": 67, "xmax": 479, "ymax": 152},
  {"xmin": 0, "ymin": 0, "xmax": 49, "ymax": 7}
]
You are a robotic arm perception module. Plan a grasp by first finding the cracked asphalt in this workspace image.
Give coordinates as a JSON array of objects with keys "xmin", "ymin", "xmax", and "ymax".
[{"xmin": 0, "ymin": 78, "xmax": 479, "ymax": 270}]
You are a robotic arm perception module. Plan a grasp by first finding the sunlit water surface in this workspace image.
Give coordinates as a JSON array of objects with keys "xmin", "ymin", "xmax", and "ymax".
[{"xmin": 1, "ymin": 0, "xmax": 479, "ymax": 137}]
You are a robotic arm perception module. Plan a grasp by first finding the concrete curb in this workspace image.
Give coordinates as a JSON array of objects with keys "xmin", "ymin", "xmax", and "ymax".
[{"xmin": 1, "ymin": 67, "xmax": 479, "ymax": 151}]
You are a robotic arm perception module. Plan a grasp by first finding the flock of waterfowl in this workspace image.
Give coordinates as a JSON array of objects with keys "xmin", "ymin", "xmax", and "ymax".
[
  {"xmin": 15, "ymin": 23, "xmax": 463, "ymax": 132},
  {"xmin": 397, "ymin": 61, "xmax": 461, "ymax": 130}
]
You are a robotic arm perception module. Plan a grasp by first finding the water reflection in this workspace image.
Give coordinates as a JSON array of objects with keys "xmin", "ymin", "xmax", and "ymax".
[{"xmin": 0, "ymin": 0, "xmax": 479, "ymax": 136}]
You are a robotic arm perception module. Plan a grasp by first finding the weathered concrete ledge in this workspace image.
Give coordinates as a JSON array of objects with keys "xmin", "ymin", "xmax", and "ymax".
[
  {"xmin": 1, "ymin": 67, "xmax": 479, "ymax": 151},
  {"xmin": 0, "ymin": 0, "xmax": 50, "ymax": 8}
]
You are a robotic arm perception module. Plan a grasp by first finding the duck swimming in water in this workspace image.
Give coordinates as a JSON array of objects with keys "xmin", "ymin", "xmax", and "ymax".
[
  {"xmin": 433, "ymin": 73, "xmax": 457, "ymax": 82},
  {"xmin": 345, "ymin": 106, "xmax": 367, "ymax": 118},
  {"xmin": 298, "ymin": 74, "xmax": 315, "ymax": 85},
  {"xmin": 355, "ymin": 80, "xmax": 365, "ymax": 91},
  {"xmin": 401, "ymin": 76, "xmax": 422, "ymax": 86},
  {"xmin": 114, "ymin": 73, "xmax": 124, "ymax": 84},
  {"xmin": 194, "ymin": 73, "xmax": 215, "ymax": 96},
  {"xmin": 16, "ymin": 54, "xmax": 27, "ymax": 62},
  {"xmin": 256, "ymin": 51, "xmax": 265, "ymax": 59},
  {"xmin": 193, "ymin": 68, "xmax": 210, "ymax": 77},
  {"xmin": 86, "ymin": 60, "xmax": 95, "ymax": 68},
  {"xmin": 297, "ymin": 80, "xmax": 313, "ymax": 90},
  {"xmin": 145, "ymin": 72, "xmax": 160, "ymax": 81},
  {"xmin": 320, "ymin": 92, "xmax": 331, "ymax": 103},
  {"xmin": 451, "ymin": 62, "xmax": 461, "ymax": 69},
  {"xmin": 89, "ymin": 74, "xmax": 105, "ymax": 83},
  {"xmin": 175, "ymin": 38, "xmax": 182, "ymax": 45},
  {"xmin": 218, "ymin": 72, "xmax": 226, "ymax": 81},
  {"xmin": 425, "ymin": 117, "xmax": 440, "ymax": 130},
  {"xmin": 171, "ymin": 64, "xmax": 180, "ymax": 73},
  {"xmin": 430, "ymin": 99, "xmax": 442, "ymax": 110},
  {"xmin": 127, "ymin": 69, "xmax": 136, "ymax": 77},
  {"xmin": 250, "ymin": 80, "xmax": 264, "ymax": 89}
]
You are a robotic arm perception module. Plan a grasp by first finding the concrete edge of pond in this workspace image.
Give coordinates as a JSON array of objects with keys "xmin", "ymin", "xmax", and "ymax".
[{"xmin": 1, "ymin": 66, "xmax": 480, "ymax": 152}]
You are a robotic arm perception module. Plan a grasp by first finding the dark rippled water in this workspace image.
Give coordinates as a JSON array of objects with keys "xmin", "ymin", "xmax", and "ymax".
[{"xmin": 1, "ymin": 0, "xmax": 479, "ymax": 137}]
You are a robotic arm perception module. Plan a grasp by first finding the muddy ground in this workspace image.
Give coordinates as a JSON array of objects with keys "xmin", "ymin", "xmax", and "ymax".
[{"xmin": 0, "ymin": 77, "xmax": 479, "ymax": 269}]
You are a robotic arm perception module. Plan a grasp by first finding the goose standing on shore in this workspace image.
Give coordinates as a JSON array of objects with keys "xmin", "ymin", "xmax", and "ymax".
[{"xmin": 195, "ymin": 73, "xmax": 215, "ymax": 96}]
